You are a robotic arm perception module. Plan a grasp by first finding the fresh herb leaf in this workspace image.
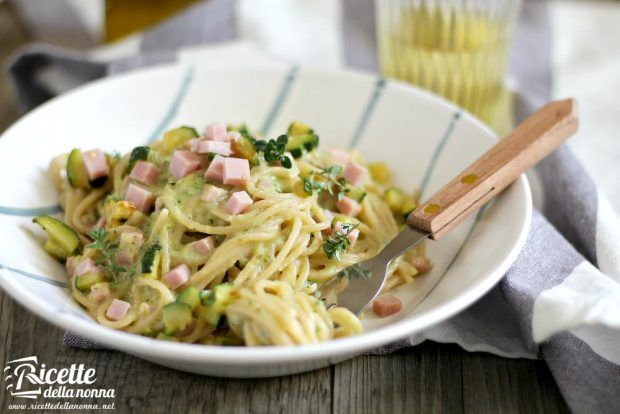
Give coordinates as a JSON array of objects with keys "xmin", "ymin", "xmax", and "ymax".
[
  {"xmin": 322, "ymin": 223, "xmax": 358, "ymax": 261},
  {"xmin": 87, "ymin": 228, "xmax": 125, "ymax": 279},
  {"xmin": 253, "ymin": 134, "xmax": 292, "ymax": 169},
  {"xmin": 303, "ymin": 165, "xmax": 347, "ymax": 196}
]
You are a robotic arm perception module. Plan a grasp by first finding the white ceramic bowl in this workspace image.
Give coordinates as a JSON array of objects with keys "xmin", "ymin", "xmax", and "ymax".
[{"xmin": 0, "ymin": 63, "xmax": 531, "ymax": 377}]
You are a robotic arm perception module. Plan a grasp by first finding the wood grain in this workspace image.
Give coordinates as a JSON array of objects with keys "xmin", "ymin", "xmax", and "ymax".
[
  {"xmin": 409, "ymin": 99, "xmax": 578, "ymax": 239},
  {"xmin": 0, "ymin": 5, "xmax": 570, "ymax": 414}
]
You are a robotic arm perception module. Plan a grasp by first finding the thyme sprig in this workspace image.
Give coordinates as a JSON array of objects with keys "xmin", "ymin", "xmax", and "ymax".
[
  {"xmin": 303, "ymin": 165, "xmax": 348, "ymax": 197},
  {"xmin": 322, "ymin": 223, "xmax": 358, "ymax": 261},
  {"xmin": 253, "ymin": 135, "xmax": 292, "ymax": 168},
  {"xmin": 87, "ymin": 228, "xmax": 125, "ymax": 278}
]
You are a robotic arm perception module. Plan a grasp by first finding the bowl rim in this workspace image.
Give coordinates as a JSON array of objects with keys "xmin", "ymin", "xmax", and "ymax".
[{"xmin": 0, "ymin": 63, "xmax": 532, "ymax": 364}]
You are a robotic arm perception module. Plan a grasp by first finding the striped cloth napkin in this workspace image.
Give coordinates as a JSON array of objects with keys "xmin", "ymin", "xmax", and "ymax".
[{"xmin": 7, "ymin": 1, "xmax": 619, "ymax": 412}]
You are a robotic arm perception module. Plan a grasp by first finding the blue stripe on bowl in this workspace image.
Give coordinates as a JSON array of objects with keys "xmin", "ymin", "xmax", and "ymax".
[
  {"xmin": 260, "ymin": 65, "xmax": 299, "ymax": 136},
  {"xmin": 0, "ymin": 205, "xmax": 62, "ymax": 217},
  {"xmin": 147, "ymin": 66, "xmax": 195, "ymax": 143},
  {"xmin": 418, "ymin": 111, "xmax": 461, "ymax": 197},
  {"xmin": 0, "ymin": 263, "xmax": 67, "ymax": 288},
  {"xmin": 349, "ymin": 77, "xmax": 386, "ymax": 149}
]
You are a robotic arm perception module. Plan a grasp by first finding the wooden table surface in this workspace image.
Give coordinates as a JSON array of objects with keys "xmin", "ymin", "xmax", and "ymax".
[{"xmin": 0, "ymin": 3, "xmax": 570, "ymax": 413}]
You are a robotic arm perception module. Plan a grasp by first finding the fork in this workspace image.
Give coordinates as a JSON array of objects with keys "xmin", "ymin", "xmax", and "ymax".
[{"xmin": 323, "ymin": 99, "xmax": 579, "ymax": 315}]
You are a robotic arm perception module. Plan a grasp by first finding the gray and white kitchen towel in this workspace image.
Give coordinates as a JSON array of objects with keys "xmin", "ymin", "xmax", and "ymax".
[{"xmin": 6, "ymin": 1, "xmax": 620, "ymax": 412}]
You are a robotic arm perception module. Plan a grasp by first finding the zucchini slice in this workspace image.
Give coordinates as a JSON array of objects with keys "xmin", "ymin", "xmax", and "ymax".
[
  {"xmin": 33, "ymin": 215, "xmax": 80, "ymax": 259},
  {"xmin": 368, "ymin": 162, "xmax": 390, "ymax": 183},
  {"xmin": 66, "ymin": 149, "xmax": 90, "ymax": 189},
  {"xmin": 128, "ymin": 146, "xmax": 151, "ymax": 172},
  {"xmin": 231, "ymin": 136, "xmax": 257, "ymax": 161},
  {"xmin": 75, "ymin": 272, "xmax": 106, "ymax": 291},
  {"xmin": 401, "ymin": 198, "xmax": 417, "ymax": 220},
  {"xmin": 383, "ymin": 188, "xmax": 405, "ymax": 214},
  {"xmin": 162, "ymin": 301, "xmax": 192, "ymax": 334},
  {"xmin": 286, "ymin": 121, "xmax": 320, "ymax": 158},
  {"xmin": 162, "ymin": 126, "xmax": 198, "ymax": 153},
  {"xmin": 287, "ymin": 121, "xmax": 312, "ymax": 136},
  {"xmin": 286, "ymin": 134, "xmax": 320, "ymax": 158},
  {"xmin": 347, "ymin": 187, "xmax": 367, "ymax": 202},
  {"xmin": 141, "ymin": 243, "xmax": 161, "ymax": 279},
  {"xmin": 156, "ymin": 333, "xmax": 180, "ymax": 342},
  {"xmin": 176, "ymin": 286, "xmax": 200, "ymax": 310},
  {"xmin": 199, "ymin": 283, "xmax": 234, "ymax": 326}
]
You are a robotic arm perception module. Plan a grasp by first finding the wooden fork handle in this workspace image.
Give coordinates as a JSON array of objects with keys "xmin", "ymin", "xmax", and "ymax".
[{"xmin": 408, "ymin": 99, "xmax": 579, "ymax": 240}]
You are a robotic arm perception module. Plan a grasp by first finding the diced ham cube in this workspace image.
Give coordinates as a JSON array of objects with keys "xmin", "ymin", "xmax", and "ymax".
[
  {"xmin": 326, "ymin": 148, "xmax": 350, "ymax": 166},
  {"xmin": 226, "ymin": 191, "xmax": 253, "ymax": 215},
  {"xmin": 373, "ymin": 294, "xmax": 402, "ymax": 318},
  {"xmin": 205, "ymin": 155, "xmax": 225, "ymax": 183},
  {"xmin": 410, "ymin": 256, "xmax": 432, "ymax": 274},
  {"xmin": 125, "ymin": 183, "xmax": 155, "ymax": 213},
  {"xmin": 115, "ymin": 251, "xmax": 133, "ymax": 266},
  {"xmin": 223, "ymin": 158, "xmax": 251, "ymax": 186},
  {"xmin": 197, "ymin": 140, "xmax": 232, "ymax": 156},
  {"xmin": 82, "ymin": 149, "xmax": 109, "ymax": 181},
  {"xmin": 227, "ymin": 131, "xmax": 242, "ymax": 142},
  {"xmin": 186, "ymin": 138, "xmax": 201, "ymax": 152},
  {"xmin": 66, "ymin": 256, "xmax": 80, "ymax": 277},
  {"xmin": 205, "ymin": 123, "xmax": 228, "ymax": 141},
  {"xmin": 201, "ymin": 184, "xmax": 227, "ymax": 203},
  {"xmin": 169, "ymin": 150, "xmax": 201, "ymax": 179},
  {"xmin": 130, "ymin": 160, "xmax": 161, "ymax": 186},
  {"xmin": 337, "ymin": 196, "xmax": 362, "ymax": 217},
  {"xmin": 190, "ymin": 236, "xmax": 216, "ymax": 255},
  {"xmin": 116, "ymin": 230, "xmax": 143, "ymax": 265},
  {"xmin": 120, "ymin": 230, "xmax": 143, "ymax": 250},
  {"xmin": 321, "ymin": 210, "xmax": 335, "ymax": 235},
  {"xmin": 106, "ymin": 298, "xmax": 131, "ymax": 321},
  {"xmin": 347, "ymin": 229, "xmax": 360, "ymax": 248},
  {"xmin": 89, "ymin": 283, "xmax": 110, "ymax": 302},
  {"xmin": 343, "ymin": 161, "xmax": 367, "ymax": 186},
  {"xmin": 331, "ymin": 222, "xmax": 360, "ymax": 248},
  {"xmin": 75, "ymin": 258, "xmax": 97, "ymax": 277},
  {"xmin": 164, "ymin": 264, "xmax": 191, "ymax": 290}
]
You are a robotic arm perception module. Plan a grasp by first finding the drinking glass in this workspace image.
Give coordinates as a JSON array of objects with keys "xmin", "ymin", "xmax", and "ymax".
[{"xmin": 376, "ymin": 0, "xmax": 521, "ymax": 130}]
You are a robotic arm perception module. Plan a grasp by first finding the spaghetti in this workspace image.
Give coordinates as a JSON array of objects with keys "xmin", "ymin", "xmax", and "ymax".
[{"xmin": 37, "ymin": 122, "xmax": 431, "ymax": 346}]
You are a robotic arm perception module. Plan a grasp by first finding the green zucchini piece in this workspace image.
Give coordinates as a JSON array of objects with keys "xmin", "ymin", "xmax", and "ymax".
[
  {"xmin": 75, "ymin": 272, "xmax": 106, "ymax": 291},
  {"xmin": 128, "ymin": 146, "xmax": 151, "ymax": 172},
  {"xmin": 162, "ymin": 126, "xmax": 198, "ymax": 153},
  {"xmin": 401, "ymin": 199, "xmax": 417, "ymax": 220},
  {"xmin": 383, "ymin": 188, "xmax": 405, "ymax": 214},
  {"xmin": 66, "ymin": 149, "xmax": 90, "ymax": 189},
  {"xmin": 162, "ymin": 301, "xmax": 192, "ymax": 334},
  {"xmin": 141, "ymin": 243, "xmax": 161, "ymax": 279},
  {"xmin": 347, "ymin": 187, "xmax": 367, "ymax": 202},
  {"xmin": 156, "ymin": 333, "xmax": 180, "ymax": 342},
  {"xmin": 231, "ymin": 136, "xmax": 257, "ymax": 161},
  {"xmin": 368, "ymin": 162, "xmax": 390, "ymax": 183},
  {"xmin": 176, "ymin": 286, "xmax": 200, "ymax": 310},
  {"xmin": 199, "ymin": 283, "xmax": 234, "ymax": 326},
  {"xmin": 33, "ymin": 215, "xmax": 80, "ymax": 259},
  {"xmin": 44, "ymin": 238, "xmax": 70, "ymax": 259},
  {"xmin": 286, "ymin": 134, "xmax": 320, "ymax": 158},
  {"xmin": 287, "ymin": 121, "xmax": 313, "ymax": 136}
]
